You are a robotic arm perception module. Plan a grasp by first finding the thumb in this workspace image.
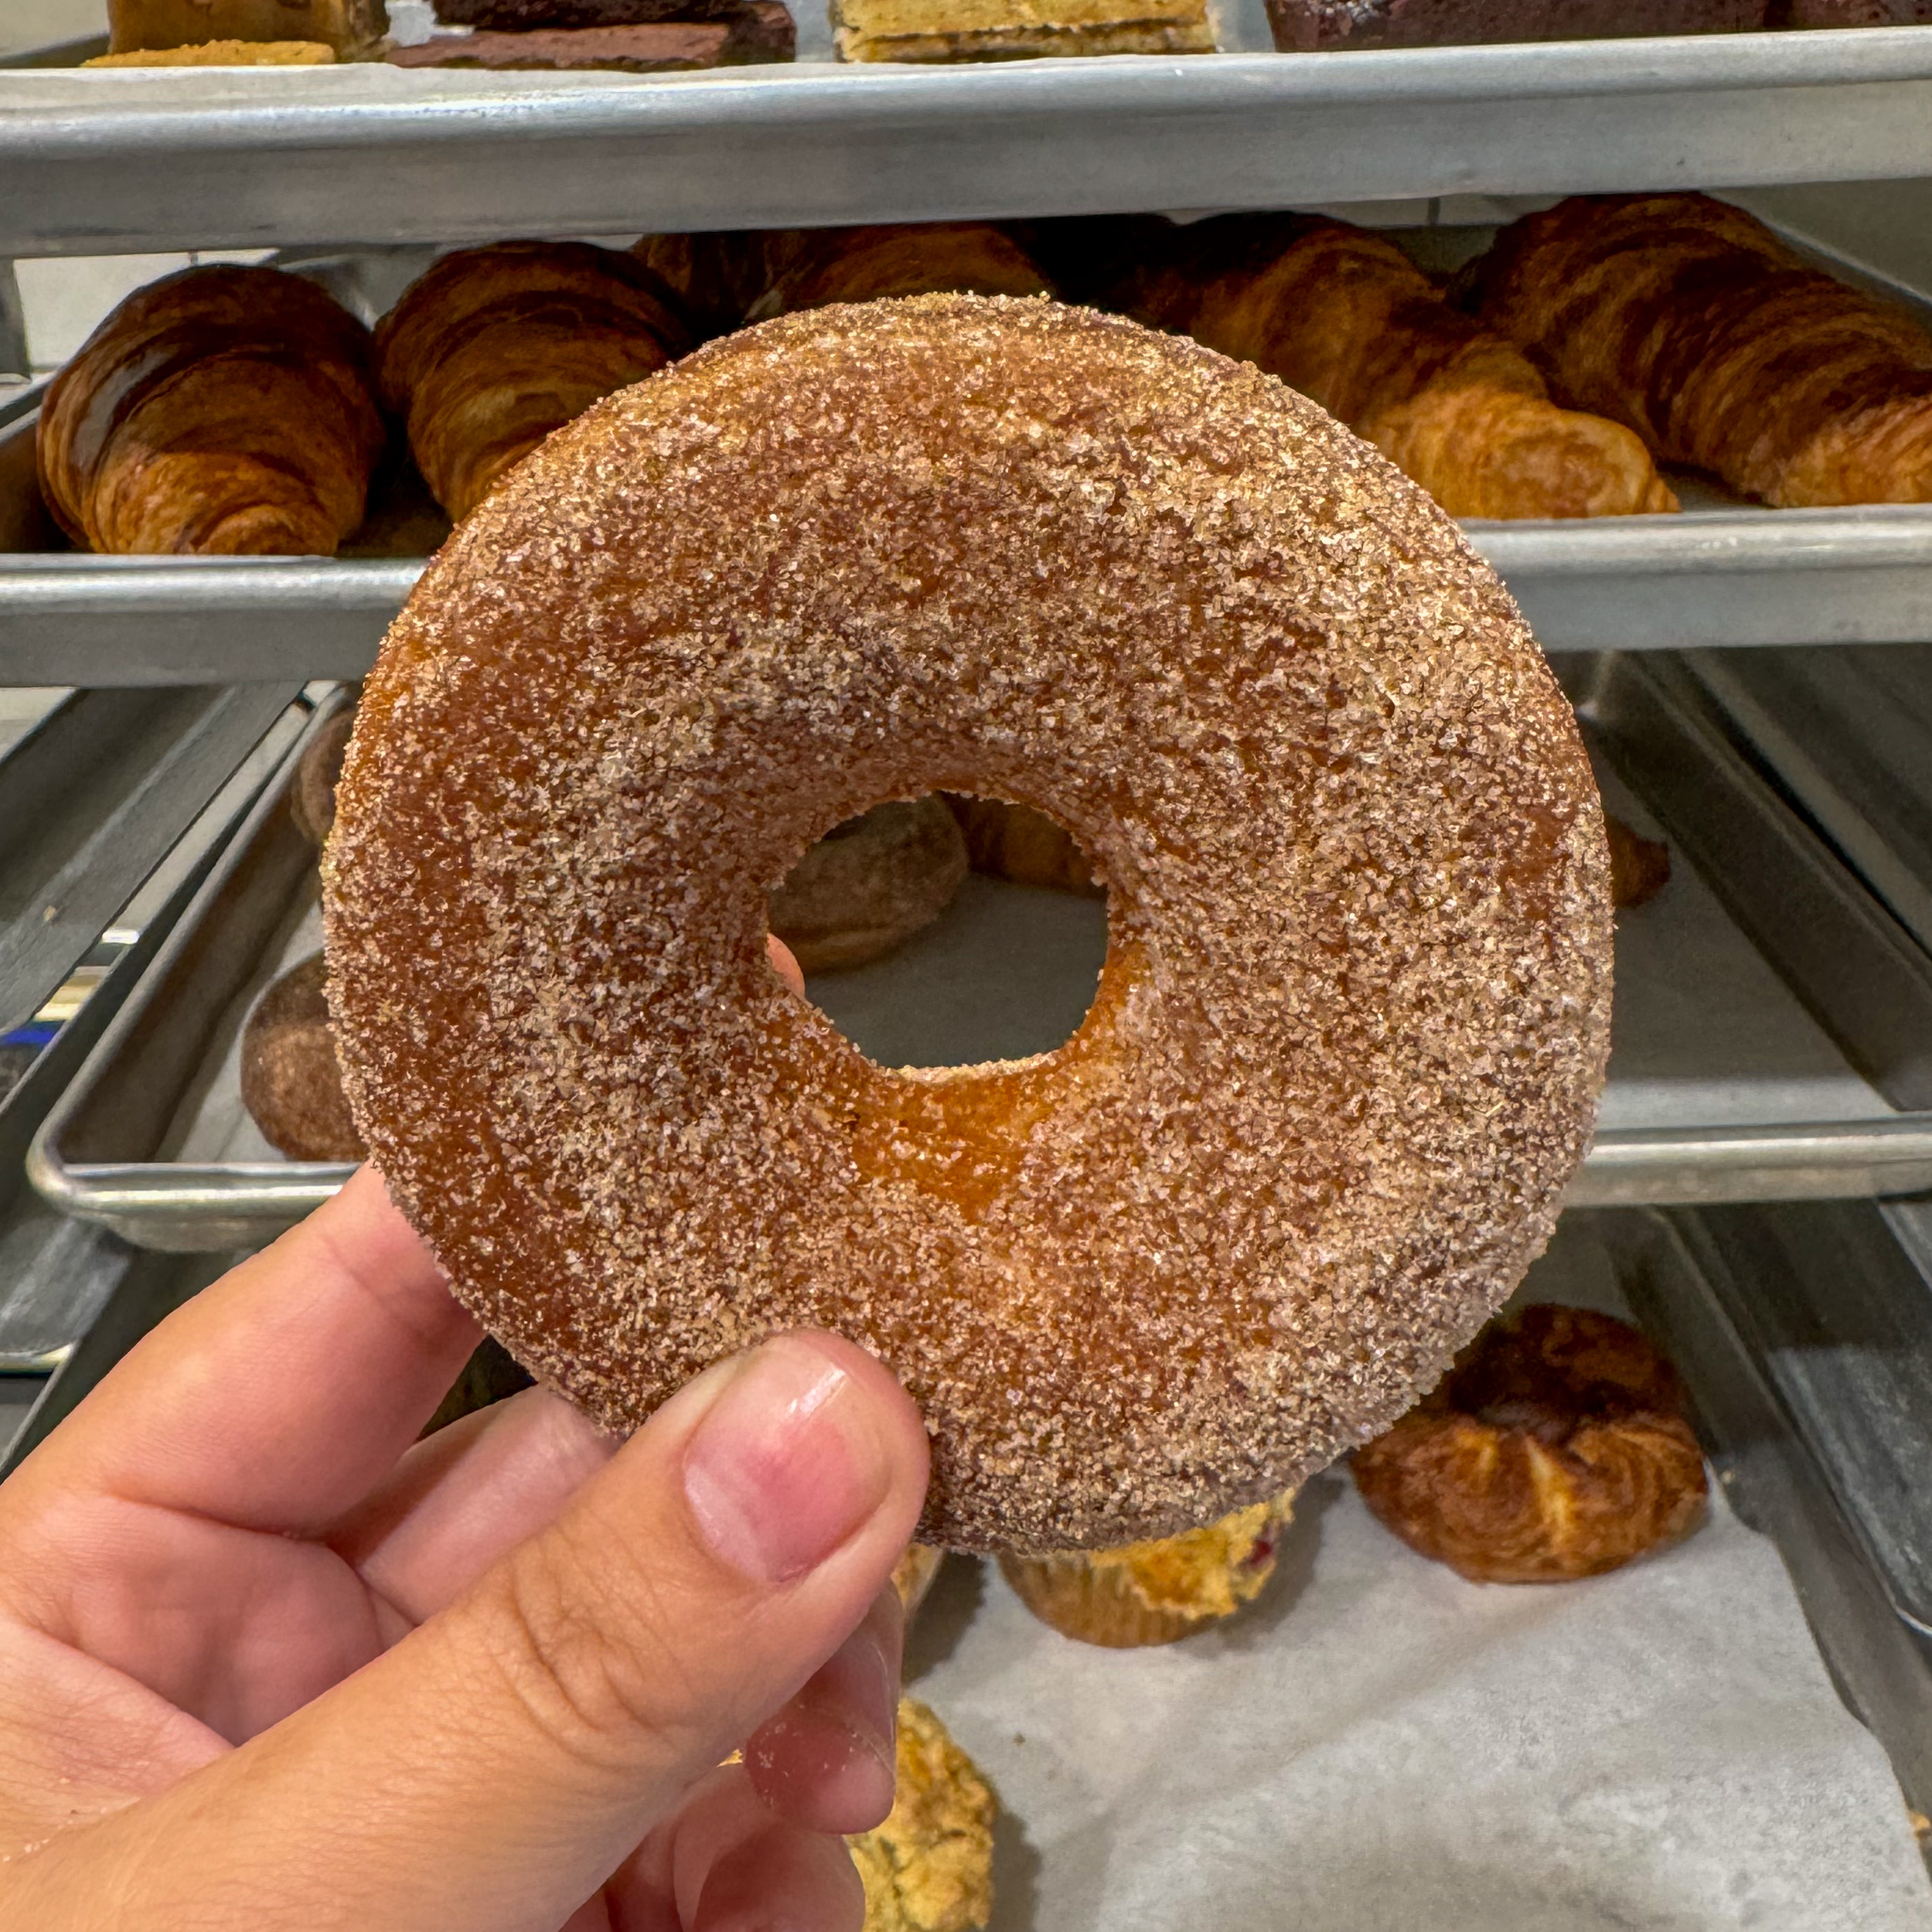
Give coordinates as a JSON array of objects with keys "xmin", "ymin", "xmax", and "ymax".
[{"xmin": 20, "ymin": 1331, "xmax": 929, "ymax": 1932}]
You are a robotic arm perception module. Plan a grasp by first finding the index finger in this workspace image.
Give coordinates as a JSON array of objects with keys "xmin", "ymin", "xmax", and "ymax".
[{"xmin": 0, "ymin": 1166, "xmax": 479, "ymax": 1538}]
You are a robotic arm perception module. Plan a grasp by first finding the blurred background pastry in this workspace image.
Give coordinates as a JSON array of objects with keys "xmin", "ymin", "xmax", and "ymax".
[
  {"xmin": 831, "ymin": 0, "xmax": 1211, "ymax": 63},
  {"xmin": 1605, "ymin": 813, "xmax": 1671, "ymax": 909},
  {"xmin": 945, "ymin": 796, "xmax": 1103, "ymax": 898},
  {"xmin": 1464, "ymin": 193, "xmax": 1932, "ymax": 507},
  {"xmin": 1264, "ymin": 0, "xmax": 1759, "ymax": 51},
  {"xmin": 1000, "ymin": 1491, "xmax": 1293, "ymax": 1647},
  {"xmin": 84, "ymin": 38, "xmax": 337, "ymax": 60},
  {"xmin": 893, "ymin": 1544, "xmax": 947, "ymax": 1620},
  {"xmin": 850, "ymin": 1699, "xmax": 995, "ymax": 1932},
  {"xmin": 759, "ymin": 221, "xmax": 1053, "ymax": 312},
  {"xmin": 239, "ymin": 952, "xmax": 368, "ymax": 1163},
  {"xmin": 388, "ymin": 11, "xmax": 792, "ymax": 66},
  {"xmin": 106, "ymin": 0, "xmax": 387, "ymax": 55},
  {"xmin": 1116, "ymin": 213, "xmax": 1678, "ymax": 520},
  {"xmin": 769, "ymin": 798, "xmax": 969, "ymax": 974},
  {"xmin": 289, "ymin": 707, "xmax": 357, "ymax": 847},
  {"xmin": 633, "ymin": 229, "xmax": 773, "ymax": 339}
]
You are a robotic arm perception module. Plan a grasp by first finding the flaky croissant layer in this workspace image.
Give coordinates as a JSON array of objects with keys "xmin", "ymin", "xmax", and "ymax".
[
  {"xmin": 37, "ymin": 265, "xmax": 384, "ymax": 557},
  {"xmin": 1116, "ymin": 214, "xmax": 1677, "ymax": 521},
  {"xmin": 1467, "ymin": 193, "xmax": 1932, "ymax": 509},
  {"xmin": 374, "ymin": 240, "xmax": 692, "ymax": 523}
]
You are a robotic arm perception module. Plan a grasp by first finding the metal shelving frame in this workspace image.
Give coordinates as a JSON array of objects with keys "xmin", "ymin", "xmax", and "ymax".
[
  {"xmin": 9, "ymin": 13, "xmax": 1932, "ymax": 1850},
  {"xmin": 14, "ymin": 510, "xmax": 1932, "ymax": 687},
  {"xmin": 8, "ymin": 32, "xmax": 1932, "ymax": 252}
]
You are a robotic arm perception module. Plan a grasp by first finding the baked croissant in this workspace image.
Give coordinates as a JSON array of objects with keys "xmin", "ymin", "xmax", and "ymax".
[
  {"xmin": 37, "ymin": 264, "xmax": 383, "ymax": 555},
  {"xmin": 1465, "ymin": 193, "xmax": 1932, "ymax": 508},
  {"xmin": 1354, "ymin": 1304, "xmax": 1708, "ymax": 1584},
  {"xmin": 760, "ymin": 221, "xmax": 1051, "ymax": 312},
  {"xmin": 631, "ymin": 230, "xmax": 771, "ymax": 339},
  {"xmin": 374, "ymin": 240, "xmax": 690, "ymax": 522},
  {"xmin": 1120, "ymin": 214, "xmax": 1677, "ymax": 520},
  {"xmin": 946, "ymin": 796, "xmax": 1104, "ymax": 898}
]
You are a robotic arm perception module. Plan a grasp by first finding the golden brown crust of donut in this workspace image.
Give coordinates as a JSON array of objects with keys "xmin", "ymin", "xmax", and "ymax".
[
  {"xmin": 770, "ymin": 796, "xmax": 969, "ymax": 973},
  {"xmin": 324, "ymin": 295, "xmax": 1611, "ymax": 1554},
  {"xmin": 240, "ymin": 951, "xmax": 367, "ymax": 1161},
  {"xmin": 1353, "ymin": 1304, "xmax": 1708, "ymax": 1583}
]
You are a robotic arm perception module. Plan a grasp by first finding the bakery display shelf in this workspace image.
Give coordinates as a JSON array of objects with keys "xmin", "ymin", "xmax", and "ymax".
[
  {"xmin": 1688, "ymin": 644, "xmax": 1932, "ymax": 962},
  {"xmin": 8, "ymin": 31, "xmax": 1932, "ymax": 255},
  {"xmin": 9, "ymin": 331, "xmax": 1932, "ymax": 679},
  {"xmin": 17, "ymin": 511, "xmax": 1932, "ymax": 683},
  {"xmin": 22, "ymin": 652, "xmax": 1932, "ymax": 1253}
]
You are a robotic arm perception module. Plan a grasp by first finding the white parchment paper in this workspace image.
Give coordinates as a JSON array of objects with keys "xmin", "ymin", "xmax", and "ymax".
[
  {"xmin": 910, "ymin": 1475, "xmax": 1932, "ymax": 1932},
  {"xmin": 175, "ymin": 772, "xmax": 1932, "ymax": 1927}
]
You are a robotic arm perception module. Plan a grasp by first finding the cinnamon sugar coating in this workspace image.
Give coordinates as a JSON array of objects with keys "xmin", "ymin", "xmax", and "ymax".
[{"xmin": 322, "ymin": 295, "xmax": 1611, "ymax": 1554}]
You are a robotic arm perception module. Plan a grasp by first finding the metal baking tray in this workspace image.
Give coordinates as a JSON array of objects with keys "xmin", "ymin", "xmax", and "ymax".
[
  {"xmin": 8, "ymin": 32, "xmax": 1932, "ymax": 257},
  {"xmin": 12, "ymin": 1172, "xmax": 1932, "ymax": 1842},
  {"xmin": 1686, "ymin": 645, "xmax": 1932, "ymax": 961},
  {"xmin": 28, "ymin": 693, "xmax": 356, "ymax": 1252},
  {"xmin": 27, "ymin": 650, "xmax": 1932, "ymax": 1251},
  {"xmin": 1600, "ymin": 1199, "xmax": 1932, "ymax": 1814}
]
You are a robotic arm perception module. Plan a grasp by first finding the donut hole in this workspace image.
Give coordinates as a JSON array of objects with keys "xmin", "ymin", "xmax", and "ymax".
[{"xmin": 775, "ymin": 792, "xmax": 1112, "ymax": 1071}]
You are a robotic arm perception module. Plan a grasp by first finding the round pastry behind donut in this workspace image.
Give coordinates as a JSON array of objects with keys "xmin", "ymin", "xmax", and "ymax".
[
  {"xmin": 1000, "ymin": 1489, "xmax": 1293, "ymax": 1647},
  {"xmin": 290, "ymin": 708, "xmax": 356, "ymax": 847},
  {"xmin": 770, "ymin": 796, "xmax": 967, "ymax": 973},
  {"xmin": 1352, "ymin": 1304, "xmax": 1707, "ymax": 1583},
  {"xmin": 240, "ymin": 951, "xmax": 366, "ymax": 1161},
  {"xmin": 945, "ymin": 795, "xmax": 1103, "ymax": 898},
  {"xmin": 324, "ymin": 295, "xmax": 1612, "ymax": 1554}
]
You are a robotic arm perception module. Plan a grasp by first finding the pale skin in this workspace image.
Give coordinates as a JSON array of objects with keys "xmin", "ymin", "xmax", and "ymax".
[{"xmin": 0, "ymin": 939, "xmax": 935, "ymax": 1929}]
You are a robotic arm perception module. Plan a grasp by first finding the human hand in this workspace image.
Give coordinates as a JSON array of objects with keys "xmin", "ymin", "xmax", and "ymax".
[{"xmin": 0, "ymin": 952, "xmax": 929, "ymax": 1932}]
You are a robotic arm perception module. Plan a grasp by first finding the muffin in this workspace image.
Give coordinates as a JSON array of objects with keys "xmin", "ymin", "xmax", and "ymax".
[
  {"xmin": 999, "ymin": 1490, "xmax": 1293, "ymax": 1647},
  {"xmin": 851, "ymin": 1698, "xmax": 996, "ymax": 1932}
]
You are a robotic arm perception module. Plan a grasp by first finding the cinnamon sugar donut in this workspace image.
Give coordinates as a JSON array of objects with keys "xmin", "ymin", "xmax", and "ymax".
[{"xmin": 323, "ymin": 295, "xmax": 1611, "ymax": 1553}]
